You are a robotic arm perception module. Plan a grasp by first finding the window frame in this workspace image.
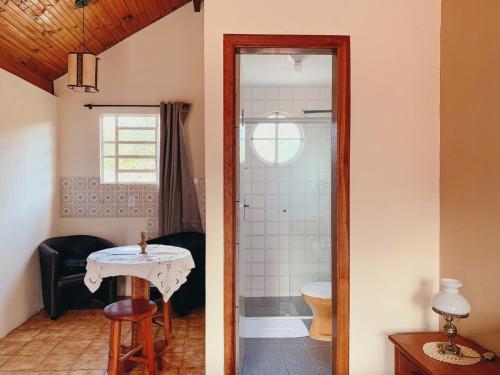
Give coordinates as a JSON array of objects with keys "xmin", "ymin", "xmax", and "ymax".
[
  {"xmin": 100, "ymin": 113, "xmax": 160, "ymax": 185},
  {"xmin": 249, "ymin": 115, "xmax": 304, "ymax": 166}
]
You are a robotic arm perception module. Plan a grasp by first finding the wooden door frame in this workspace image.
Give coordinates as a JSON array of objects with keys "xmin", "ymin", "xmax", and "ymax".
[{"xmin": 223, "ymin": 34, "xmax": 350, "ymax": 375}]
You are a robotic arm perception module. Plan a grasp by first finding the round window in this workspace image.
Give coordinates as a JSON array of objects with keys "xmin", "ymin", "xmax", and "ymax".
[{"xmin": 250, "ymin": 113, "xmax": 304, "ymax": 166}]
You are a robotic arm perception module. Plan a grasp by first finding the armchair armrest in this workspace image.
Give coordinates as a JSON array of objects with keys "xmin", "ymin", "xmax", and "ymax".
[
  {"xmin": 39, "ymin": 243, "xmax": 61, "ymax": 319},
  {"xmin": 39, "ymin": 243, "xmax": 60, "ymax": 283}
]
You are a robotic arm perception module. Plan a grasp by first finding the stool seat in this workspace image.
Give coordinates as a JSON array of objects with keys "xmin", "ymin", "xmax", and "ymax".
[
  {"xmin": 104, "ymin": 298, "xmax": 158, "ymax": 375},
  {"xmin": 104, "ymin": 299, "xmax": 157, "ymax": 322}
]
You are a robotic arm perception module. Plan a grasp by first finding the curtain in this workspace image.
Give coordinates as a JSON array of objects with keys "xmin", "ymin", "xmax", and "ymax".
[{"xmin": 159, "ymin": 102, "xmax": 202, "ymax": 235}]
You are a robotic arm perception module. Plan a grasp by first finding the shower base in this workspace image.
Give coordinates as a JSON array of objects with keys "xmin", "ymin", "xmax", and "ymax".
[{"xmin": 239, "ymin": 317, "xmax": 309, "ymax": 338}]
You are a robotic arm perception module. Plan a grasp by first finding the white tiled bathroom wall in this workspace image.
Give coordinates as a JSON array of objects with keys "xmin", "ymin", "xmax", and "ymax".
[{"xmin": 239, "ymin": 85, "xmax": 332, "ymax": 298}]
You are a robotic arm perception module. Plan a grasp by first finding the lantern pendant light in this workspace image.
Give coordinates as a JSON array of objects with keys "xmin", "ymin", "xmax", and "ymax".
[{"xmin": 67, "ymin": 0, "xmax": 99, "ymax": 93}]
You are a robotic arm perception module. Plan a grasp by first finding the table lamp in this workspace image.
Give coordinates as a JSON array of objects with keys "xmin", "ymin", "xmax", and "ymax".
[{"xmin": 432, "ymin": 278, "xmax": 471, "ymax": 356}]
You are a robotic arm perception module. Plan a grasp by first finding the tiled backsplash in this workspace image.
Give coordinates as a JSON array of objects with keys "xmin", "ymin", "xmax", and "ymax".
[
  {"xmin": 240, "ymin": 85, "xmax": 332, "ymax": 298},
  {"xmin": 59, "ymin": 176, "xmax": 206, "ymax": 238}
]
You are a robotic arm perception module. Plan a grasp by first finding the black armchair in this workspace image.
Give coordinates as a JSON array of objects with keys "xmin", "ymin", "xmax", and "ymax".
[
  {"xmin": 38, "ymin": 235, "xmax": 118, "ymax": 319},
  {"xmin": 147, "ymin": 232, "xmax": 205, "ymax": 316}
]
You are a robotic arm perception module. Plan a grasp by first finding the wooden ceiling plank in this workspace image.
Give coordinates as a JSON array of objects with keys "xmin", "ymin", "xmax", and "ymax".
[
  {"xmin": 41, "ymin": 3, "xmax": 95, "ymax": 51},
  {"xmin": 85, "ymin": 1, "xmax": 131, "ymax": 47},
  {"xmin": 0, "ymin": 35, "xmax": 61, "ymax": 80},
  {"xmin": 0, "ymin": 51, "xmax": 53, "ymax": 94},
  {"xmin": 55, "ymin": 0, "xmax": 108, "ymax": 53},
  {"xmin": 4, "ymin": 2, "xmax": 75, "ymax": 54},
  {"xmin": 116, "ymin": 0, "xmax": 150, "ymax": 37},
  {"xmin": 3, "ymin": 2, "xmax": 74, "ymax": 67},
  {"xmin": 0, "ymin": 16, "xmax": 66, "ymax": 77},
  {"xmin": 101, "ymin": 1, "xmax": 135, "ymax": 36}
]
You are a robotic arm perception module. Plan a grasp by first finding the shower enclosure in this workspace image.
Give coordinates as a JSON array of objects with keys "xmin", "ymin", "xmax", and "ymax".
[{"xmin": 237, "ymin": 54, "xmax": 334, "ymax": 344}]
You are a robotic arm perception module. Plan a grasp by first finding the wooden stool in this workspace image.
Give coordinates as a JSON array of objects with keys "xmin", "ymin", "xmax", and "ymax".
[
  {"xmin": 104, "ymin": 299, "xmax": 158, "ymax": 375},
  {"xmin": 152, "ymin": 300, "xmax": 174, "ymax": 347}
]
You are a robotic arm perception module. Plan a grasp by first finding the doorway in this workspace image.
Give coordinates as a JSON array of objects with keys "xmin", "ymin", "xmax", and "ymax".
[{"xmin": 223, "ymin": 35, "xmax": 350, "ymax": 375}]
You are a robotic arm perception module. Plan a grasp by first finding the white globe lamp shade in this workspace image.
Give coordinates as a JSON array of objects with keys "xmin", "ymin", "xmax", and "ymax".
[{"xmin": 432, "ymin": 278, "xmax": 471, "ymax": 318}]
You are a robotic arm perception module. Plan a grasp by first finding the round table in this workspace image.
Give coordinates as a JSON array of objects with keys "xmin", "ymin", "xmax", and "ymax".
[{"xmin": 84, "ymin": 244, "xmax": 195, "ymax": 361}]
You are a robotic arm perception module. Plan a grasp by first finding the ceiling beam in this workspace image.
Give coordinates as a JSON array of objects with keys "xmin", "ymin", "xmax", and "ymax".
[
  {"xmin": 193, "ymin": 0, "xmax": 201, "ymax": 12},
  {"xmin": 0, "ymin": 54, "xmax": 54, "ymax": 94}
]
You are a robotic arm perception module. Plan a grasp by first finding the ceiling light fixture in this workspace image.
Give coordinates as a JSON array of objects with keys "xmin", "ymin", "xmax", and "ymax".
[
  {"xmin": 287, "ymin": 55, "xmax": 308, "ymax": 72},
  {"xmin": 67, "ymin": 0, "xmax": 99, "ymax": 93}
]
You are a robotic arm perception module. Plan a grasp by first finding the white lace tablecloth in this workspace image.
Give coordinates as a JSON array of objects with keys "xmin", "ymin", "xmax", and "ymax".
[{"xmin": 84, "ymin": 245, "xmax": 195, "ymax": 302}]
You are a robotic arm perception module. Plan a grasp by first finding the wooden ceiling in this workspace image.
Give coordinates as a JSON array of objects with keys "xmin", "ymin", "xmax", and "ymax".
[{"xmin": 0, "ymin": 0, "xmax": 198, "ymax": 94}]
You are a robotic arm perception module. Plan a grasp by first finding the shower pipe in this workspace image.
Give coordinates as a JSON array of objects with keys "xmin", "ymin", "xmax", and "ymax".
[{"xmin": 242, "ymin": 116, "xmax": 332, "ymax": 124}]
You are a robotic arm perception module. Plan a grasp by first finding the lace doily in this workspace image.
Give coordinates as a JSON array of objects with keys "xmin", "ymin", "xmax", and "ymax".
[{"xmin": 423, "ymin": 342, "xmax": 481, "ymax": 365}]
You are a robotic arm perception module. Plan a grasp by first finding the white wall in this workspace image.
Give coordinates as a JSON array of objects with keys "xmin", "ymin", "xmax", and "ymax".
[
  {"xmin": 240, "ymin": 85, "xmax": 332, "ymax": 298},
  {"xmin": 204, "ymin": 1, "xmax": 441, "ymax": 374},
  {"xmin": 53, "ymin": 3, "xmax": 204, "ymax": 247},
  {"xmin": 0, "ymin": 69, "xmax": 57, "ymax": 337}
]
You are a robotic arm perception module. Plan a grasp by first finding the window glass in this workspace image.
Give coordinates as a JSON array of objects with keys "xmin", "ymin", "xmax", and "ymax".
[
  {"xmin": 250, "ymin": 114, "xmax": 303, "ymax": 165},
  {"xmin": 100, "ymin": 114, "xmax": 159, "ymax": 184}
]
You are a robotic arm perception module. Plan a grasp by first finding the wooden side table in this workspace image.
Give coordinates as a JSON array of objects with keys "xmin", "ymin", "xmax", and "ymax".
[{"xmin": 389, "ymin": 332, "xmax": 500, "ymax": 375}]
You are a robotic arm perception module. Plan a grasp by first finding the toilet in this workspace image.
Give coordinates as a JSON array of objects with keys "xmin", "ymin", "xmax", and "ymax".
[{"xmin": 301, "ymin": 282, "xmax": 332, "ymax": 341}]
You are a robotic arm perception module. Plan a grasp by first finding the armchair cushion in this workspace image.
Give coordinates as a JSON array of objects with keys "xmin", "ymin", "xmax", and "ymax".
[{"xmin": 61, "ymin": 257, "xmax": 87, "ymax": 276}]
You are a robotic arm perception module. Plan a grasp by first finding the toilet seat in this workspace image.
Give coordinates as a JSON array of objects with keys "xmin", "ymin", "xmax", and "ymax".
[{"xmin": 301, "ymin": 282, "xmax": 331, "ymax": 299}]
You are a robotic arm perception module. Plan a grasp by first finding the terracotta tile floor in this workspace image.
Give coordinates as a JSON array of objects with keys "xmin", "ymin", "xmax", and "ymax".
[{"xmin": 0, "ymin": 307, "xmax": 205, "ymax": 375}]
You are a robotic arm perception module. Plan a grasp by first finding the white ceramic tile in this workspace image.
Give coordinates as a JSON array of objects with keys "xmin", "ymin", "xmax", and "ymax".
[
  {"xmin": 306, "ymin": 87, "xmax": 321, "ymax": 100},
  {"xmin": 251, "ymin": 208, "xmax": 265, "ymax": 221},
  {"xmin": 279, "ymin": 223, "xmax": 290, "ymax": 234},
  {"xmin": 279, "ymin": 100, "xmax": 293, "ymax": 114},
  {"xmin": 292, "ymin": 100, "xmax": 306, "ymax": 115},
  {"xmin": 265, "ymin": 87, "xmax": 280, "ymax": 100},
  {"xmin": 252, "ymin": 236, "xmax": 265, "ymax": 249},
  {"xmin": 279, "ymin": 87, "xmax": 293, "ymax": 100},
  {"xmin": 265, "ymin": 263, "xmax": 280, "ymax": 275},
  {"xmin": 251, "ymin": 195, "xmax": 265, "ymax": 208},
  {"xmin": 251, "ymin": 263, "xmax": 265, "ymax": 276},
  {"xmin": 265, "ymin": 100, "xmax": 280, "ymax": 113},
  {"xmin": 267, "ymin": 182, "xmax": 279, "ymax": 194},
  {"xmin": 252, "ymin": 168, "xmax": 265, "ymax": 181},
  {"xmin": 252, "ymin": 182, "xmax": 265, "ymax": 194},
  {"xmin": 252, "ymin": 222, "xmax": 265, "ymax": 235},
  {"xmin": 265, "ymin": 195, "xmax": 279, "ymax": 207},
  {"xmin": 252, "ymin": 87, "xmax": 266, "ymax": 99},
  {"xmin": 252, "ymin": 276, "xmax": 265, "ymax": 289},
  {"xmin": 265, "ymin": 208, "xmax": 279, "ymax": 221},
  {"xmin": 266, "ymin": 222, "xmax": 279, "ymax": 234},
  {"xmin": 293, "ymin": 87, "xmax": 306, "ymax": 100},
  {"xmin": 253, "ymin": 249, "xmax": 265, "ymax": 262},
  {"xmin": 320, "ymin": 87, "xmax": 331, "ymax": 100},
  {"xmin": 265, "ymin": 235, "xmax": 279, "ymax": 249},
  {"xmin": 266, "ymin": 250, "xmax": 280, "ymax": 263},
  {"xmin": 252, "ymin": 100, "xmax": 266, "ymax": 114}
]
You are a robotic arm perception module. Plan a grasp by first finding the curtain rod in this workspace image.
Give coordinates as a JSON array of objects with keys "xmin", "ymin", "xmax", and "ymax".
[{"xmin": 83, "ymin": 104, "xmax": 161, "ymax": 110}]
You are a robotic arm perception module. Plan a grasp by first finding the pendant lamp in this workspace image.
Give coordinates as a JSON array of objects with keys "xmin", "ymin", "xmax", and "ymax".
[{"xmin": 67, "ymin": 0, "xmax": 99, "ymax": 93}]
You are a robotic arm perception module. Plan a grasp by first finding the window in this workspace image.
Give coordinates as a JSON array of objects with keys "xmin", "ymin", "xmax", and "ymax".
[
  {"xmin": 100, "ymin": 114, "xmax": 160, "ymax": 184},
  {"xmin": 250, "ymin": 113, "xmax": 304, "ymax": 165}
]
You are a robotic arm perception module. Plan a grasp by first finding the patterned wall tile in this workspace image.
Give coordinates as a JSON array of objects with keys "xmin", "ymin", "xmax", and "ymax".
[{"xmin": 59, "ymin": 176, "xmax": 206, "ymax": 239}]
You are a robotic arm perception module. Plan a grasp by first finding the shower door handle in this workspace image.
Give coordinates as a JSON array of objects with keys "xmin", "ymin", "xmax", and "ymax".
[{"xmin": 241, "ymin": 196, "xmax": 250, "ymax": 221}]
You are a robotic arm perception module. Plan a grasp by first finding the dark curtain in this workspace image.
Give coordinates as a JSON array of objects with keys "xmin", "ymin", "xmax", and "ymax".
[{"xmin": 159, "ymin": 102, "xmax": 202, "ymax": 235}]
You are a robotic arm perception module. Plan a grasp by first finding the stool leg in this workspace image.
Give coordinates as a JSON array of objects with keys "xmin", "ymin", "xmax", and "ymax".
[
  {"xmin": 108, "ymin": 321, "xmax": 122, "ymax": 375},
  {"xmin": 162, "ymin": 300, "xmax": 173, "ymax": 346},
  {"xmin": 140, "ymin": 318, "xmax": 157, "ymax": 375}
]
